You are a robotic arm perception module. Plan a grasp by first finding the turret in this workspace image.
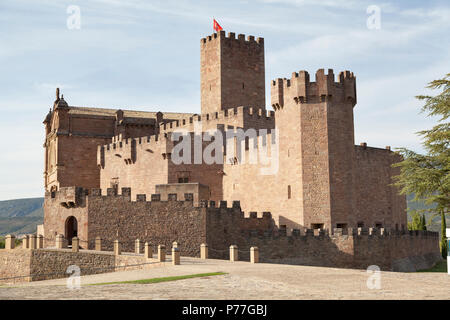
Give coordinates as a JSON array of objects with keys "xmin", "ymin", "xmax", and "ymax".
[
  {"xmin": 200, "ymin": 31, "xmax": 266, "ymax": 115},
  {"xmin": 270, "ymin": 69, "xmax": 356, "ymax": 109}
]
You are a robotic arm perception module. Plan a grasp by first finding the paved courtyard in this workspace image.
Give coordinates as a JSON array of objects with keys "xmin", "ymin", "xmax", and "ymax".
[{"xmin": 0, "ymin": 257, "xmax": 449, "ymax": 300}]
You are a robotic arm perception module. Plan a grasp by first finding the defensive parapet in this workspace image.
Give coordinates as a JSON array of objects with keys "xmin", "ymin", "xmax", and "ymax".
[
  {"xmin": 45, "ymin": 186, "xmax": 86, "ymax": 207},
  {"xmin": 97, "ymin": 132, "xmax": 174, "ymax": 169},
  {"xmin": 223, "ymin": 127, "xmax": 277, "ymax": 164},
  {"xmin": 201, "ymin": 31, "xmax": 264, "ymax": 48},
  {"xmin": 46, "ymin": 186, "xmax": 252, "ymax": 211},
  {"xmin": 45, "ymin": 186, "xmax": 276, "ymax": 255},
  {"xmin": 236, "ymin": 226, "xmax": 441, "ymax": 271},
  {"xmin": 271, "ymin": 69, "xmax": 356, "ymax": 110},
  {"xmin": 159, "ymin": 106, "xmax": 275, "ymax": 134}
]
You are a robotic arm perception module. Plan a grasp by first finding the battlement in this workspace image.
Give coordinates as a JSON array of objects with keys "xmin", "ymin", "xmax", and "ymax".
[
  {"xmin": 245, "ymin": 226, "xmax": 439, "ymax": 239},
  {"xmin": 97, "ymin": 132, "xmax": 173, "ymax": 168},
  {"xmin": 201, "ymin": 31, "xmax": 264, "ymax": 47},
  {"xmin": 271, "ymin": 69, "xmax": 356, "ymax": 110},
  {"xmin": 159, "ymin": 106, "xmax": 275, "ymax": 134},
  {"xmin": 46, "ymin": 186, "xmax": 249, "ymax": 211},
  {"xmin": 106, "ymin": 132, "xmax": 168, "ymax": 150},
  {"xmin": 224, "ymin": 128, "xmax": 277, "ymax": 164},
  {"xmin": 355, "ymin": 143, "xmax": 394, "ymax": 153}
]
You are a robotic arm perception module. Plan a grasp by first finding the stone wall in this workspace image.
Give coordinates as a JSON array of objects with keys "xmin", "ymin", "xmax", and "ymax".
[
  {"xmin": 43, "ymin": 187, "xmax": 89, "ymax": 248},
  {"xmin": 43, "ymin": 187, "xmax": 433, "ymax": 272},
  {"xmin": 0, "ymin": 249, "xmax": 32, "ymax": 284},
  {"xmin": 0, "ymin": 248, "xmax": 159, "ymax": 284},
  {"xmin": 43, "ymin": 187, "xmax": 272, "ymax": 256},
  {"xmin": 227, "ymin": 229, "xmax": 441, "ymax": 272},
  {"xmin": 354, "ymin": 146, "xmax": 407, "ymax": 229},
  {"xmin": 155, "ymin": 183, "xmax": 210, "ymax": 206},
  {"xmin": 200, "ymin": 31, "xmax": 265, "ymax": 115},
  {"xmin": 86, "ymin": 193, "xmax": 208, "ymax": 255},
  {"xmin": 98, "ymin": 135, "xmax": 170, "ymax": 200},
  {"xmin": 43, "ymin": 97, "xmax": 193, "ymax": 193}
]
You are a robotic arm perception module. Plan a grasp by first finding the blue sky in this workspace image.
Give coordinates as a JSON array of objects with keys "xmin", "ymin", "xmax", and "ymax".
[{"xmin": 0, "ymin": 0, "xmax": 449, "ymax": 200}]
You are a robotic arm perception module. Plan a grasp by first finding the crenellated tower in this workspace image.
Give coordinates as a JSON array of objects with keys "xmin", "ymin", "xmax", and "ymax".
[
  {"xmin": 200, "ymin": 31, "xmax": 266, "ymax": 114},
  {"xmin": 270, "ymin": 69, "xmax": 357, "ymax": 230}
]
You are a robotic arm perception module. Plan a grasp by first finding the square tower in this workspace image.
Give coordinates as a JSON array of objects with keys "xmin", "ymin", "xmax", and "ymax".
[{"xmin": 200, "ymin": 31, "xmax": 266, "ymax": 114}]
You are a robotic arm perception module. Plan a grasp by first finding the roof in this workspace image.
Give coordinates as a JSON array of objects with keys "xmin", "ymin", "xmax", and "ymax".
[{"xmin": 68, "ymin": 106, "xmax": 195, "ymax": 120}]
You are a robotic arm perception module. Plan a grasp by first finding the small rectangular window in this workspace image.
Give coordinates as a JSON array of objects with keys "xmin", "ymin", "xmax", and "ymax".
[
  {"xmin": 287, "ymin": 185, "xmax": 291, "ymax": 199},
  {"xmin": 336, "ymin": 223, "xmax": 347, "ymax": 229},
  {"xmin": 357, "ymin": 222, "xmax": 364, "ymax": 228},
  {"xmin": 311, "ymin": 223, "xmax": 324, "ymax": 229}
]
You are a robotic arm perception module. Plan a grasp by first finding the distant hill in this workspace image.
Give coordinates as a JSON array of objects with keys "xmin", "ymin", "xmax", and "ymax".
[
  {"xmin": 0, "ymin": 198, "xmax": 44, "ymax": 236},
  {"xmin": 406, "ymin": 194, "xmax": 448, "ymax": 234}
]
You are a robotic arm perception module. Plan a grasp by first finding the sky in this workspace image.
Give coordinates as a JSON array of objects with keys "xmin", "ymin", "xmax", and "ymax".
[{"xmin": 0, "ymin": 0, "xmax": 449, "ymax": 201}]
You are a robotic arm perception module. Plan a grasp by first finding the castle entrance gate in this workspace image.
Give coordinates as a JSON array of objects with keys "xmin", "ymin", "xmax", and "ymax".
[{"xmin": 65, "ymin": 216, "xmax": 78, "ymax": 245}]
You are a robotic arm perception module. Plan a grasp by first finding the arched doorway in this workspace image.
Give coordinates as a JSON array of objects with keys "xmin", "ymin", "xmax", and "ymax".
[{"xmin": 65, "ymin": 216, "xmax": 78, "ymax": 245}]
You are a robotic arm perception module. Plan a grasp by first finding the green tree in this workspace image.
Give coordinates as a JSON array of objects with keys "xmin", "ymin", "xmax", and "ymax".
[
  {"xmin": 393, "ymin": 74, "xmax": 449, "ymax": 259},
  {"xmin": 421, "ymin": 214, "xmax": 427, "ymax": 231},
  {"xmin": 408, "ymin": 211, "xmax": 427, "ymax": 231}
]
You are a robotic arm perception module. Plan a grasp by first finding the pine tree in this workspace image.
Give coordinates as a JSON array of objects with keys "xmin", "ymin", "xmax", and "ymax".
[
  {"xmin": 393, "ymin": 74, "xmax": 449, "ymax": 259},
  {"xmin": 421, "ymin": 214, "xmax": 427, "ymax": 231},
  {"xmin": 408, "ymin": 212, "xmax": 427, "ymax": 231}
]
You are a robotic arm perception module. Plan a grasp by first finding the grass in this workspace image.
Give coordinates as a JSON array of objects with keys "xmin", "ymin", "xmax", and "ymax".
[
  {"xmin": 89, "ymin": 272, "xmax": 227, "ymax": 286},
  {"xmin": 417, "ymin": 259, "xmax": 448, "ymax": 273}
]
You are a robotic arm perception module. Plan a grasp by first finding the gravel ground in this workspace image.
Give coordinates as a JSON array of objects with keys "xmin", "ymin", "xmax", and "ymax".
[{"xmin": 0, "ymin": 257, "xmax": 449, "ymax": 300}]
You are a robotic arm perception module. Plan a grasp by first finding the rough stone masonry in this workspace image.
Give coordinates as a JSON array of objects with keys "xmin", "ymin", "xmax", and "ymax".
[{"xmin": 38, "ymin": 30, "xmax": 441, "ymax": 271}]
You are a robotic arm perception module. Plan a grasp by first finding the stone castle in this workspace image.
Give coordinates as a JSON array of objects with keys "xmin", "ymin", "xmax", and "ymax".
[{"xmin": 40, "ymin": 31, "xmax": 440, "ymax": 271}]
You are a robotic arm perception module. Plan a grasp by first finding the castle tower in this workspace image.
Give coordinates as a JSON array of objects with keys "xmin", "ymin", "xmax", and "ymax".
[
  {"xmin": 200, "ymin": 31, "xmax": 266, "ymax": 114},
  {"xmin": 270, "ymin": 69, "xmax": 357, "ymax": 230}
]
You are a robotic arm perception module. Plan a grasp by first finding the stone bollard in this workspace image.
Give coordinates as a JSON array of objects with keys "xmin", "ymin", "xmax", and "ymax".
[
  {"xmin": 158, "ymin": 245, "xmax": 166, "ymax": 262},
  {"xmin": 135, "ymin": 239, "xmax": 141, "ymax": 254},
  {"xmin": 29, "ymin": 234, "xmax": 37, "ymax": 249},
  {"xmin": 5, "ymin": 235, "xmax": 15, "ymax": 250},
  {"xmin": 22, "ymin": 235, "xmax": 29, "ymax": 249},
  {"xmin": 250, "ymin": 247, "xmax": 259, "ymax": 264},
  {"xmin": 72, "ymin": 237, "xmax": 79, "ymax": 252},
  {"xmin": 229, "ymin": 245, "xmax": 238, "ymax": 262},
  {"xmin": 200, "ymin": 243, "xmax": 208, "ymax": 259},
  {"xmin": 56, "ymin": 234, "xmax": 64, "ymax": 249},
  {"xmin": 172, "ymin": 247, "xmax": 180, "ymax": 265},
  {"xmin": 37, "ymin": 235, "xmax": 44, "ymax": 249},
  {"xmin": 114, "ymin": 240, "xmax": 121, "ymax": 255},
  {"xmin": 144, "ymin": 242, "xmax": 152, "ymax": 260},
  {"xmin": 95, "ymin": 236, "xmax": 102, "ymax": 251}
]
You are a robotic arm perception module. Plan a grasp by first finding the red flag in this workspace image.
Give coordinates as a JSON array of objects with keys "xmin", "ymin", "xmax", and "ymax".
[{"xmin": 213, "ymin": 19, "xmax": 223, "ymax": 32}]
